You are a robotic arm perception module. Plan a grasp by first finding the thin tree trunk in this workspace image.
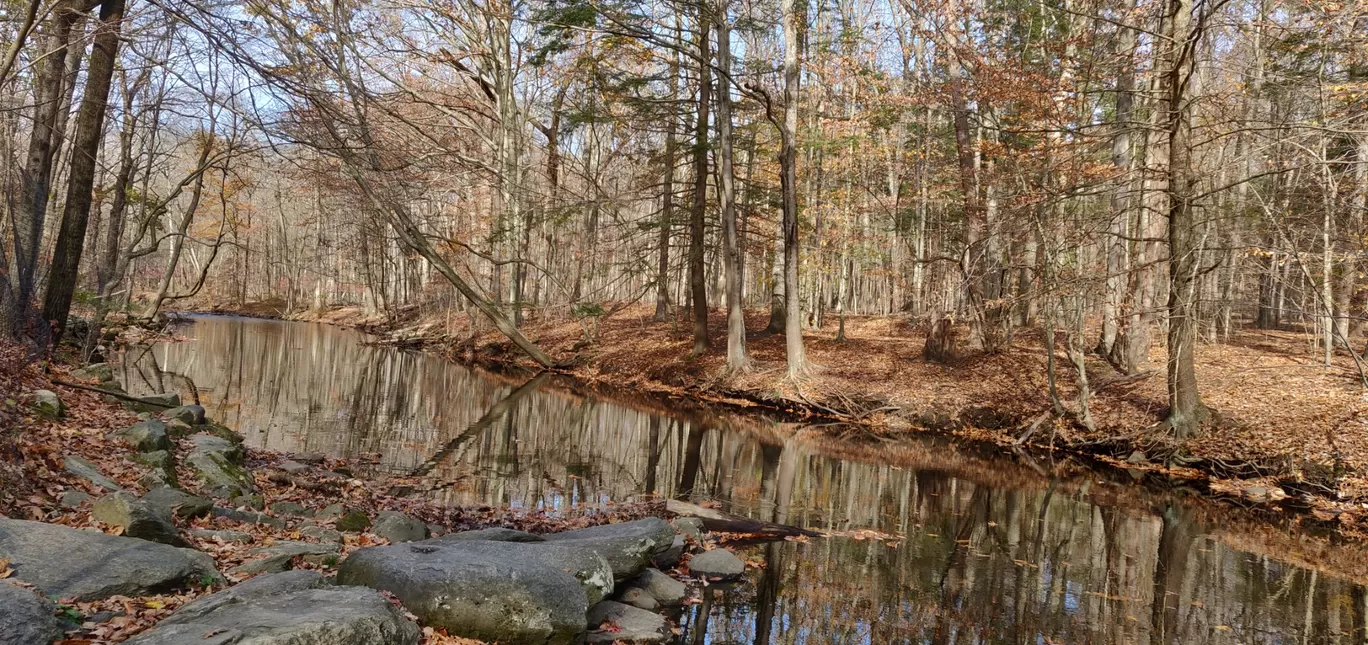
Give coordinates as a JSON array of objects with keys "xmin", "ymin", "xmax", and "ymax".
[
  {"xmin": 780, "ymin": 0, "xmax": 808, "ymax": 377},
  {"xmin": 689, "ymin": 12, "xmax": 712, "ymax": 355},
  {"xmin": 715, "ymin": 0, "xmax": 748, "ymax": 372}
]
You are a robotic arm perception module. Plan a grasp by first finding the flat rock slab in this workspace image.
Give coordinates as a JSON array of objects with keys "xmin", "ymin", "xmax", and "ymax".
[
  {"xmin": 338, "ymin": 539, "xmax": 606, "ymax": 645},
  {"xmin": 126, "ymin": 577, "xmax": 419, "ymax": 645},
  {"xmin": 1, "ymin": 581, "xmax": 62, "ymax": 645},
  {"xmin": 0, "ymin": 518, "xmax": 219, "ymax": 601},
  {"xmin": 64, "ymin": 455, "xmax": 122, "ymax": 492},
  {"xmin": 434, "ymin": 527, "xmax": 544, "ymax": 543},
  {"xmin": 688, "ymin": 548, "xmax": 745, "ymax": 580},
  {"xmin": 542, "ymin": 518, "xmax": 676, "ymax": 579},
  {"xmin": 233, "ymin": 541, "xmax": 339, "ymax": 576},
  {"xmin": 141, "ymin": 487, "xmax": 212, "ymax": 521},
  {"xmin": 586, "ymin": 601, "xmax": 669, "ymax": 644}
]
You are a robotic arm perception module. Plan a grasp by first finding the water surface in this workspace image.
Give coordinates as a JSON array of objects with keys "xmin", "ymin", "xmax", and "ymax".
[{"xmin": 120, "ymin": 315, "xmax": 1368, "ymax": 644}]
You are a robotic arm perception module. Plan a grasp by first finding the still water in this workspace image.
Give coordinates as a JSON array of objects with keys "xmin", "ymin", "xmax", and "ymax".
[{"xmin": 119, "ymin": 314, "xmax": 1367, "ymax": 644}]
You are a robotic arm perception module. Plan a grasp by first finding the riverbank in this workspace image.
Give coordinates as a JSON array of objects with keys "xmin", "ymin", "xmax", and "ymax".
[
  {"xmin": 0, "ymin": 344, "xmax": 733, "ymax": 644},
  {"xmin": 263, "ymin": 302, "xmax": 1368, "ymax": 540}
]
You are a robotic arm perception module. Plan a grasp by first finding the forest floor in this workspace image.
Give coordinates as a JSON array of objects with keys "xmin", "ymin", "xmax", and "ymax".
[{"xmin": 263, "ymin": 302, "xmax": 1368, "ymax": 538}]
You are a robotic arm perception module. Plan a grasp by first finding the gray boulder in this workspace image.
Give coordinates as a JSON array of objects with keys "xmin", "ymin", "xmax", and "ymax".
[
  {"xmin": 162, "ymin": 405, "xmax": 206, "ymax": 426},
  {"xmin": 116, "ymin": 420, "xmax": 171, "ymax": 452},
  {"xmin": 186, "ymin": 434, "xmax": 254, "ymax": 496},
  {"xmin": 125, "ymin": 575, "xmax": 418, "ymax": 645},
  {"xmin": 337, "ymin": 539, "xmax": 605, "ymax": 645},
  {"xmin": 58, "ymin": 490, "xmax": 91, "ymax": 509},
  {"xmin": 141, "ymin": 487, "xmax": 212, "ymax": 521},
  {"xmin": 651, "ymin": 535, "xmax": 686, "ymax": 569},
  {"xmin": 0, "ymin": 581, "xmax": 62, "ymax": 645},
  {"xmin": 92, "ymin": 491, "xmax": 189, "ymax": 547},
  {"xmin": 434, "ymin": 527, "xmax": 545, "ymax": 543},
  {"xmin": 372, "ymin": 511, "xmax": 429, "ymax": 543},
  {"xmin": 64, "ymin": 455, "xmax": 122, "ymax": 492},
  {"xmin": 671, "ymin": 517, "xmax": 705, "ymax": 541},
  {"xmin": 72, "ymin": 363, "xmax": 115, "ymax": 383},
  {"xmin": 31, "ymin": 390, "xmax": 64, "ymax": 419},
  {"xmin": 542, "ymin": 518, "xmax": 676, "ymax": 579},
  {"xmin": 616, "ymin": 586, "xmax": 658, "ymax": 610},
  {"xmin": 130, "ymin": 450, "xmax": 178, "ymax": 487},
  {"xmin": 586, "ymin": 601, "xmax": 669, "ymax": 644},
  {"xmin": 688, "ymin": 548, "xmax": 745, "ymax": 580},
  {"xmin": 0, "ymin": 518, "xmax": 219, "ymax": 601},
  {"xmin": 299, "ymin": 524, "xmax": 343, "ymax": 543},
  {"xmin": 624, "ymin": 568, "xmax": 687, "ymax": 606},
  {"xmin": 233, "ymin": 541, "xmax": 340, "ymax": 576}
]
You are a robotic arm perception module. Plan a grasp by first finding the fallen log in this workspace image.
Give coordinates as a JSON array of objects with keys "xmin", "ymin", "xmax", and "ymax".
[{"xmin": 666, "ymin": 499, "xmax": 823, "ymax": 538}]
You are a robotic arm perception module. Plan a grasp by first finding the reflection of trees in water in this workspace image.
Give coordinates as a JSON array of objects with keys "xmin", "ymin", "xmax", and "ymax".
[{"xmin": 123, "ymin": 317, "xmax": 1367, "ymax": 644}]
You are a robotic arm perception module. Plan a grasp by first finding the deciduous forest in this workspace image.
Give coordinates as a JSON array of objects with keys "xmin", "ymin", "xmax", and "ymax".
[{"xmin": 4, "ymin": 0, "xmax": 1368, "ymax": 642}]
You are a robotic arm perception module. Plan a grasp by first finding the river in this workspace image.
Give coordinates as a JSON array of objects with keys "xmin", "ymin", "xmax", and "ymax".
[{"xmin": 118, "ymin": 314, "xmax": 1366, "ymax": 644}]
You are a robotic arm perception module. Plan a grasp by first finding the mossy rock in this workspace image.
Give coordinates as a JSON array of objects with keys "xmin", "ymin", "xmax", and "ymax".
[{"xmin": 336, "ymin": 510, "xmax": 371, "ymax": 532}]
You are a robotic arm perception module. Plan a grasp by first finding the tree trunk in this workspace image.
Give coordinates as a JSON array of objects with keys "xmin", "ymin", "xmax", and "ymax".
[
  {"xmin": 10, "ymin": 1, "xmax": 88, "ymax": 316},
  {"xmin": 654, "ymin": 29, "xmax": 680, "ymax": 322},
  {"xmin": 780, "ymin": 0, "xmax": 808, "ymax": 377},
  {"xmin": 1162, "ymin": 0, "xmax": 1208, "ymax": 437},
  {"xmin": 715, "ymin": 0, "xmax": 748, "ymax": 372},
  {"xmin": 41, "ymin": 0, "xmax": 125, "ymax": 341},
  {"xmin": 689, "ymin": 13, "xmax": 712, "ymax": 355}
]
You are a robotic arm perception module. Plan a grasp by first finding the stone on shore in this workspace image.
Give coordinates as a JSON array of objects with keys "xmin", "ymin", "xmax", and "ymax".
[
  {"xmin": 116, "ymin": 420, "xmax": 172, "ymax": 452},
  {"xmin": 1, "ymin": 581, "xmax": 62, "ymax": 645},
  {"xmin": 162, "ymin": 404, "xmax": 206, "ymax": 426},
  {"xmin": 586, "ymin": 601, "xmax": 670, "ymax": 644},
  {"xmin": 337, "ymin": 539, "xmax": 602, "ymax": 645},
  {"xmin": 131, "ymin": 450, "xmax": 178, "ymax": 487},
  {"xmin": 0, "ymin": 518, "xmax": 219, "ymax": 601},
  {"xmin": 671, "ymin": 517, "xmax": 705, "ymax": 541},
  {"xmin": 688, "ymin": 548, "xmax": 745, "ymax": 580},
  {"xmin": 125, "ymin": 573, "xmax": 419, "ymax": 645},
  {"xmin": 269, "ymin": 501, "xmax": 312, "ymax": 518},
  {"xmin": 277, "ymin": 460, "xmax": 311, "ymax": 474},
  {"xmin": 141, "ymin": 487, "xmax": 213, "ymax": 521},
  {"xmin": 541, "ymin": 518, "xmax": 676, "ymax": 579},
  {"xmin": 232, "ymin": 541, "xmax": 340, "ymax": 576},
  {"xmin": 58, "ymin": 490, "xmax": 92, "ymax": 509},
  {"xmin": 92, "ymin": 492, "xmax": 190, "ymax": 547},
  {"xmin": 72, "ymin": 363, "xmax": 116, "ymax": 383},
  {"xmin": 624, "ymin": 568, "xmax": 687, "ymax": 606},
  {"xmin": 187, "ymin": 434, "xmax": 255, "ymax": 497},
  {"xmin": 64, "ymin": 454, "xmax": 123, "ymax": 492},
  {"xmin": 616, "ymin": 586, "xmax": 659, "ymax": 610},
  {"xmin": 299, "ymin": 524, "xmax": 343, "ymax": 543},
  {"xmin": 372, "ymin": 511, "xmax": 428, "ymax": 543},
  {"xmin": 335, "ymin": 509, "xmax": 371, "ymax": 532},
  {"xmin": 31, "ymin": 389, "xmax": 64, "ymax": 419}
]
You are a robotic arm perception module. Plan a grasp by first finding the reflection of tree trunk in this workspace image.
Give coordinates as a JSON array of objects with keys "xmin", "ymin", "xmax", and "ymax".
[
  {"xmin": 934, "ymin": 486, "xmax": 989, "ymax": 645},
  {"xmin": 644, "ymin": 417, "xmax": 662, "ymax": 495},
  {"xmin": 677, "ymin": 424, "xmax": 706, "ymax": 499},
  {"xmin": 1149, "ymin": 504, "xmax": 1189, "ymax": 645},
  {"xmin": 753, "ymin": 541, "xmax": 784, "ymax": 645},
  {"xmin": 409, "ymin": 373, "xmax": 550, "ymax": 477},
  {"xmin": 758, "ymin": 443, "xmax": 781, "ymax": 521},
  {"xmin": 774, "ymin": 439, "xmax": 798, "ymax": 525}
]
